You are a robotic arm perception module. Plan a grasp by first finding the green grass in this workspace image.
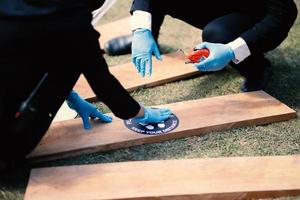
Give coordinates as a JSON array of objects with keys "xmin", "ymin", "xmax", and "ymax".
[{"xmin": 1, "ymin": 1, "xmax": 300, "ymax": 199}]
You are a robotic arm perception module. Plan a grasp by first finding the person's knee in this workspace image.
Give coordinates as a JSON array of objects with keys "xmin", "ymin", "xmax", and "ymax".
[{"xmin": 202, "ymin": 24, "xmax": 234, "ymax": 44}]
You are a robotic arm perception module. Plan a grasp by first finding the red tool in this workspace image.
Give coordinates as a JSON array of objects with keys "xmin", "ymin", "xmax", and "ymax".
[{"xmin": 179, "ymin": 48, "xmax": 210, "ymax": 64}]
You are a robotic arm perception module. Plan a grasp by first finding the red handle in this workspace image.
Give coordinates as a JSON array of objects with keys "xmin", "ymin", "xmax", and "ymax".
[{"xmin": 186, "ymin": 48, "xmax": 210, "ymax": 63}]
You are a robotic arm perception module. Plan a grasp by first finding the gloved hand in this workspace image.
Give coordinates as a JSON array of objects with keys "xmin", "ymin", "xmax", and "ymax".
[
  {"xmin": 132, "ymin": 28, "xmax": 162, "ymax": 77},
  {"xmin": 67, "ymin": 91, "xmax": 112, "ymax": 130},
  {"xmin": 134, "ymin": 106, "xmax": 172, "ymax": 124},
  {"xmin": 193, "ymin": 42, "xmax": 234, "ymax": 72}
]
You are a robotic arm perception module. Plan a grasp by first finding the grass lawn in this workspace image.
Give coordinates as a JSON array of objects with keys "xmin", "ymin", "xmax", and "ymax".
[{"xmin": 1, "ymin": 1, "xmax": 300, "ymax": 199}]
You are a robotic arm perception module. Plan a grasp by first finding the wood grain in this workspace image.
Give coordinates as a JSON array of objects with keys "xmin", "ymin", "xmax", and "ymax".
[
  {"xmin": 28, "ymin": 91, "xmax": 296, "ymax": 161},
  {"xmin": 24, "ymin": 155, "xmax": 300, "ymax": 200}
]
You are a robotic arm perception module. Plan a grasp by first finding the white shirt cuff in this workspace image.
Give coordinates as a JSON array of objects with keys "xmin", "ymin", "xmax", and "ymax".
[
  {"xmin": 130, "ymin": 10, "xmax": 152, "ymax": 31},
  {"xmin": 227, "ymin": 37, "xmax": 251, "ymax": 64}
]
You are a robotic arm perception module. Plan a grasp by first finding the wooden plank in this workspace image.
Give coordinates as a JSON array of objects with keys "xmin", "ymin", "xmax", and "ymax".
[
  {"xmin": 96, "ymin": 17, "xmax": 131, "ymax": 47},
  {"xmin": 53, "ymin": 102, "xmax": 77, "ymax": 122},
  {"xmin": 28, "ymin": 91, "xmax": 296, "ymax": 161},
  {"xmin": 24, "ymin": 155, "xmax": 300, "ymax": 200},
  {"xmin": 76, "ymin": 17, "xmax": 198, "ymax": 101},
  {"xmin": 73, "ymin": 52, "xmax": 196, "ymax": 101}
]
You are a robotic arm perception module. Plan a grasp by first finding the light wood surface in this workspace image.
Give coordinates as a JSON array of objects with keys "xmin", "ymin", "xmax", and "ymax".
[
  {"xmin": 24, "ymin": 155, "xmax": 300, "ymax": 200},
  {"xmin": 96, "ymin": 17, "xmax": 131, "ymax": 48},
  {"xmin": 53, "ymin": 102, "xmax": 77, "ymax": 122},
  {"xmin": 28, "ymin": 91, "xmax": 296, "ymax": 161},
  {"xmin": 74, "ymin": 52, "xmax": 197, "ymax": 101}
]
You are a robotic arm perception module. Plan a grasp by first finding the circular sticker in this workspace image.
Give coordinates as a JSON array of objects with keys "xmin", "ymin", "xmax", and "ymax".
[{"xmin": 124, "ymin": 114, "xmax": 179, "ymax": 135}]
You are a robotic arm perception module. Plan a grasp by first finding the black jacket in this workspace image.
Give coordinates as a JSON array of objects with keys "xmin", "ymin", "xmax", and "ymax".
[
  {"xmin": 131, "ymin": 0, "xmax": 298, "ymax": 54},
  {"xmin": 0, "ymin": 0, "xmax": 140, "ymax": 120},
  {"xmin": 0, "ymin": 0, "xmax": 105, "ymax": 18}
]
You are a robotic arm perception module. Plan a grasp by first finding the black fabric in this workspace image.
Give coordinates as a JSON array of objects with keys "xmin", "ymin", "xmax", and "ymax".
[
  {"xmin": 130, "ymin": 0, "xmax": 150, "ymax": 14},
  {"xmin": 83, "ymin": 37, "xmax": 140, "ymax": 120},
  {"xmin": 0, "ymin": 10, "xmax": 140, "ymax": 164},
  {"xmin": 201, "ymin": 13, "xmax": 267, "ymax": 79},
  {"xmin": 131, "ymin": 0, "xmax": 297, "ymax": 78},
  {"xmin": 0, "ymin": 0, "xmax": 105, "ymax": 18},
  {"xmin": 240, "ymin": 0, "xmax": 298, "ymax": 53},
  {"xmin": 131, "ymin": 0, "xmax": 298, "ymax": 54}
]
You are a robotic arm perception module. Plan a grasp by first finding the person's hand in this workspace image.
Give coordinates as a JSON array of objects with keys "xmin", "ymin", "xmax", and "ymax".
[
  {"xmin": 132, "ymin": 28, "xmax": 162, "ymax": 77},
  {"xmin": 67, "ymin": 91, "xmax": 112, "ymax": 130},
  {"xmin": 134, "ymin": 106, "xmax": 172, "ymax": 124},
  {"xmin": 193, "ymin": 42, "xmax": 234, "ymax": 71}
]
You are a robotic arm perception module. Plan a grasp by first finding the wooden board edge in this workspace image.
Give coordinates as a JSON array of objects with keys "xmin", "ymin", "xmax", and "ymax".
[
  {"xmin": 108, "ymin": 190, "xmax": 300, "ymax": 200},
  {"xmin": 28, "ymin": 110, "xmax": 296, "ymax": 163},
  {"xmin": 82, "ymin": 71, "xmax": 203, "ymax": 101}
]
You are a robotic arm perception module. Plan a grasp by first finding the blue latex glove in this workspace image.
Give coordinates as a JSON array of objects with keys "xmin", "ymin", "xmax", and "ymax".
[
  {"xmin": 193, "ymin": 42, "xmax": 234, "ymax": 72},
  {"xmin": 132, "ymin": 28, "xmax": 162, "ymax": 77},
  {"xmin": 134, "ymin": 106, "xmax": 172, "ymax": 124},
  {"xmin": 66, "ymin": 91, "xmax": 112, "ymax": 130}
]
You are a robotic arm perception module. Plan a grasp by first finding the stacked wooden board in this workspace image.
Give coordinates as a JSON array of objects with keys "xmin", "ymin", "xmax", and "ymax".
[
  {"xmin": 74, "ymin": 17, "xmax": 200, "ymax": 100},
  {"xmin": 73, "ymin": 52, "xmax": 199, "ymax": 100},
  {"xmin": 24, "ymin": 16, "xmax": 299, "ymax": 200},
  {"xmin": 28, "ymin": 91, "xmax": 296, "ymax": 161}
]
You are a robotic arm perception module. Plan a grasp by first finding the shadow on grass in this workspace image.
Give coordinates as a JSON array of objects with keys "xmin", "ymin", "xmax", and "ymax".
[{"xmin": 266, "ymin": 47, "xmax": 300, "ymax": 109}]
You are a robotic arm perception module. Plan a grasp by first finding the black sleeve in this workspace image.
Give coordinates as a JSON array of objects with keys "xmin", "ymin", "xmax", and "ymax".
[
  {"xmin": 130, "ymin": 0, "xmax": 151, "ymax": 13},
  {"xmin": 240, "ymin": 0, "xmax": 298, "ymax": 54},
  {"xmin": 87, "ymin": 0, "xmax": 105, "ymax": 12},
  {"xmin": 83, "ymin": 55, "xmax": 140, "ymax": 120}
]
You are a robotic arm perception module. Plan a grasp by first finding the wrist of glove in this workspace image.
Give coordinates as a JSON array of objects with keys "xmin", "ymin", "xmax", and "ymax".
[
  {"xmin": 193, "ymin": 42, "xmax": 234, "ymax": 72},
  {"xmin": 67, "ymin": 91, "xmax": 112, "ymax": 130},
  {"xmin": 134, "ymin": 106, "xmax": 172, "ymax": 124}
]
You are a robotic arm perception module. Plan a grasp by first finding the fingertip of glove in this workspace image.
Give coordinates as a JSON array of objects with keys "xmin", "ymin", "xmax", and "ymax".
[
  {"xmin": 83, "ymin": 125, "xmax": 92, "ymax": 130},
  {"xmin": 105, "ymin": 117, "xmax": 113, "ymax": 123}
]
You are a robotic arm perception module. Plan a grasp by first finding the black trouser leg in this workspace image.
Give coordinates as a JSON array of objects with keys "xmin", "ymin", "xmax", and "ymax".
[{"xmin": 149, "ymin": 2, "xmax": 270, "ymax": 79}]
